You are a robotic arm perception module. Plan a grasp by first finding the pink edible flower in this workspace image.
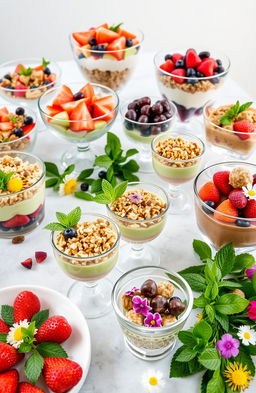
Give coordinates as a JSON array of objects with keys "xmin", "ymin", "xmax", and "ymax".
[
  {"xmin": 248, "ymin": 301, "xmax": 256, "ymax": 320},
  {"xmin": 132, "ymin": 296, "xmax": 152, "ymax": 316},
  {"xmin": 246, "ymin": 264, "xmax": 256, "ymax": 280},
  {"xmin": 125, "ymin": 287, "xmax": 140, "ymax": 297},
  {"xmin": 216, "ymin": 333, "xmax": 240, "ymax": 358},
  {"xmin": 144, "ymin": 312, "xmax": 162, "ymax": 328},
  {"xmin": 129, "ymin": 192, "xmax": 142, "ymax": 204}
]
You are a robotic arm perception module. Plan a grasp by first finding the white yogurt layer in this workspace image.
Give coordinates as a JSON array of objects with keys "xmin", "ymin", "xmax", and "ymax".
[{"xmin": 79, "ymin": 55, "xmax": 137, "ymax": 72}]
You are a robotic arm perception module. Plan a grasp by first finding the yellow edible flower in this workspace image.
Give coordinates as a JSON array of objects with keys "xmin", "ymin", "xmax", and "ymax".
[{"xmin": 7, "ymin": 177, "xmax": 23, "ymax": 192}]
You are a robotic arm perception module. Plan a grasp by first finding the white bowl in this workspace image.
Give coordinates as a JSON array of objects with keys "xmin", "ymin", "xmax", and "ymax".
[{"xmin": 0, "ymin": 285, "xmax": 91, "ymax": 392}]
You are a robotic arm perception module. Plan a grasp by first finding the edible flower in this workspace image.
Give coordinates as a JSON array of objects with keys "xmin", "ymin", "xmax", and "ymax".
[
  {"xmin": 242, "ymin": 184, "xmax": 256, "ymax": 200},
  {"xmin": 7, "ymin": 177, "xmax": 23, "ymax": 193},
  {"xmin": 144, "ymin": 312, "xmax": 162, "ymax": 328},
  {"xmin": 59, "ymin": 174, "xmax": 78, "ymax": 196},
  {"xmin": 247, "ymin": 301, "xmax": 256, "ymax": 320},
  {"xmin": 132, "ymin": 296, "xmax": 151, "ymax": 316},
  {"xmin": 141, "ymin": 369, "xmax": 165, "ymax": 392},
  {"xmin": 224, "ymin": 362, "xmax": 252, "ymax": 392},
  {"xmin": 7, "ymin": 319, "xmax": 37, "ymax": 349},
  {"xmin": 237, "ymin": 325, "xmax": 256, "ymax": 346},
  {"xmin": 246, "ymin": 264, "xmax": 256, "ymax": 279},
  {"xmin": 125, "ymin": 287, "xmax": 140, "ymax": 296},
  {"xmin": 128, "ymin": 192, "xmax": 142, "ymax": 204},
  {"xmin": 216, "ymin": 333, "xmax": 240, "ymax": 358}
]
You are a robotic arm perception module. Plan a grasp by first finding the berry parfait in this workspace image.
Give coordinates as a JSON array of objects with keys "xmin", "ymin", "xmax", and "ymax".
[{"xmin": 121, "ymin": 96, "xmax": 177, "ymax": 173}]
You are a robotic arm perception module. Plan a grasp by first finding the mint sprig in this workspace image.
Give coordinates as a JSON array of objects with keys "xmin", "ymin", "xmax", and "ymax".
[
  {"xmin": 36, "ymin": 342, "xmax": 68, "ymax": 358},
  {"xmin": 24, "ymin": 351, "xmax": 44, "ymax": 384},
  {"xmin": 75, "ymin": 179, "xmax": 128, "ymax": 204},
  {"xmin": 109, "ymin": 22, "xmax": 123, "ymax": 32},
  {"xmin": 42, "ymin": 57, "xmax": 50, "ymax": 68},
  {"xmin": 44, "ymin": 206, "xmax": 81, "ymax": 231},
  {"xmin": 1, "ymin": 304, "xmax": 14, "ymax": 326},
  {"xmin": 220, "ymin": 100, "xmax": 253, "ymax": 125},
  {"xmin": 44, "ymin": 162, "xmax": 77, "ymax": 191},
  {"xmin": 31, "ymin": 309, "xmax": 49, "ymax": 328},
  {"xmin": 9, "ymin": 114, "xmax": 17, "ymax": 124},
  {"xmin": 0, "ymin": 171, "xmax": 14, "ymax": 192},
  {"xmin": 18, "ymin": 65, "xmax": 33, "ymax": 76}
]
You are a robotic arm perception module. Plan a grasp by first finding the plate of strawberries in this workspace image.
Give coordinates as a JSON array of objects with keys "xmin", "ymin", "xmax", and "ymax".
[{"xmin": 0, "ymin": 285, "xmax": 91, "ymax": 393}]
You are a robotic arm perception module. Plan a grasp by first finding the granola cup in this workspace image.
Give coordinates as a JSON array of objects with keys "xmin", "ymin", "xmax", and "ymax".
[
  {"xmin": 112, "ymin": 266, "xmax": 193, "ymax": 360},
  {"xmin": 0, "ymin": 151, "xmax": 45, "ymax": 238}
]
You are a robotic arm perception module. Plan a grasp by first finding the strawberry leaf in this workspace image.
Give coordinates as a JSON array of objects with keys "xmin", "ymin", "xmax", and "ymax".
[
  {"xmin": 0, "ymin": 333, "xmax": 7, "ymax": 343},
  {"xmin": 42, "ymin": 57, "xmax": 50, "ymax": 68},
  {"xmin": 36, "ymin": 342, "xmax": 68, "ymax": 358},
  {"xmin": 19, "ymin": 342, "xmax": 32, "ymax": 353},
  {"xmin": 24, "ymin": 352, "xmax": 44, "ymax": 384},
  {"xmin": 31, "ymin": 309, "xmax": 49, "ymax": 328},
  {"xmin": 1, "ymin": 305, "xmax": 14, "ymax": 326}
]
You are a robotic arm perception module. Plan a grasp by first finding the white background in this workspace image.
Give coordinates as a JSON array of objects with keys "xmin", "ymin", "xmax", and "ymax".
[{"xmin": 1, "ymin": 0, "xmax": 256, "ymax": 96}]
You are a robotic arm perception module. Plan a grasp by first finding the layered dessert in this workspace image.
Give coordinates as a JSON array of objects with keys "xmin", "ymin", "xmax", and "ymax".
[
  {"xmin": 152, "ymin": 134, "xmax": 204, "ymax": 184},
  {"xmin": 0, "ymin": 153, "xmax": 45, "ymax": 237},
  {"xmin": 71, "ymin": 23, "xmax": 142, "ymax": 90},
  {"xmin": 204, "ymin": 100, "xmax": 256, "ymax": 158},
  {"xmin": 107, "ymin": 188, "xmax": 168, "ymax": 243},
  {"xmin": 122, "ymin": 96, "xmax": 176, "ymax": 143},
  {"xmin": 0, "ymin": 58, "xmax": 57, "ymax": 101},
  {"xmin": 154, "ymin": 49, "xmax": 229, "ymax": 121},
  {"xmin": 0, "ymin": 106, "xmax": 36, "ymax": 152},
  {"xmin": 195, "ymin": 165, "xmax": 256, "ymax": 249}
]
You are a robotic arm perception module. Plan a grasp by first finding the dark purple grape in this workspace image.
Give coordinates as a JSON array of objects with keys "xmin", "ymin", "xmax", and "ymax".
[
  {"xmin": 159, "ymin": 114, "xmax": 167, "ymax": 122},
  {"xmin": 140, "ymin": 105, "xmax": 151, "ymax": 116},
  {"xmin": 152, "ymin": 103, "xmax": 163, "ymax": 115},
  {"xmin": 161, "ymin": 99, "xmax": 171, "ymax": 112},
  {"xmin": 128, "ymin": 100, "xmax": 138, "ymax": 110},
  {"xmin": 153, "ymin": 115, "xmax": 161, "ymax": 123},
  {"xmin": 141, "ymin": 128, "xmax": 151, "ymax": 136},
  {"xmin": 124, "ymin": 120, "xmax": 134, "ymax": 130},
  {"xmin": 125, "ymin": 109, "xmax": 137, "ymax": 121},
  {"xmin": 161, "ymin": 122, "xmax": 170, "ymax": 132},
  {"xmin": 164, "ymin": 112, "xmax": 173, "ymax": 119},
  {"xmin": 138, "ymin": 115, "xmax": 149, "ymax": 123},
  {"xmin": 151, "ymin": 295, "xmax": 168, "ymax": 313},
  {"xmin": 137, "ymin": 96, "xmax": 151, "ymax": 107},
  {"xmin": 151, "ymin": 126, "xmax": 161, "ymax": 135}
]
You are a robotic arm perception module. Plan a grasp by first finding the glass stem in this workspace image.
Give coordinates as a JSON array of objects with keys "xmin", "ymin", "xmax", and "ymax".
[
  {"xmin": 168, "ymin": 184, "xmax": 182, "ymax": 199},
  {"xmin": 77, "ymin": 143, "xmax": 90, "ymax": 153},
  {"xmin": 131, "ymin": 243, "xmax": 145, "ymax": 258},
  {"xmin": 140, "ymin": 144, "xmax": 151, "ymax": 163},
  {"xmin": 83, "ymin": 281, "xmax": 98, "ymax": 297}
]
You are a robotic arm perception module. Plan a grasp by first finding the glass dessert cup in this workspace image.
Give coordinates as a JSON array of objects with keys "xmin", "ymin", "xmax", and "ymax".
[
  {"xmin": 151, "ymin": 132, "xmax": 205, "ymax": 215},
  {"xmin": 154, "ymin": 49, "xmax": 230, "ymax": 131},
  {"xmin": 51, "ymin": 213, "xmax": 120, "ymax": 319},
  {"xmin": 203, "ymin": 97, "xmax": 256, "ymax": 160},
  {"xmin": 194, "ymin": 161, "xmax": 256, "ymax": 252},
  {"xmin": 38, "ymin": 82, "xmax": 119, "ymax": 172},
  {"xmin": 106, "ymin": 182, "xmax": 169, "ymax": 272},
  {"xmin": 0, "ymin": 58, "xmax": 61, "ymax": 131},
  {"xmin": 0, "ymin": 151, "xmax": 45, "ymax": 238},
  {"xmin": 112, "ymin": 266, "xmax": 193, "ymax": 361},
  {"xmin": 120, "ymin": 97, "xmax": 177, "ymax": 173},
  {"xmin": 69, "ymin": 28, "xmax": 144, "ymax": 91},
  {"xmin": 0, "ymin": 105, "xmax": 38, "ymax": 153}
]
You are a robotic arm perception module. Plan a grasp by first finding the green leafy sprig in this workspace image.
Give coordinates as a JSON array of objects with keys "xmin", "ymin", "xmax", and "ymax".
[
  {"xmin": 75, "ymin": 178, "xmax": 128, "ymax": 204},
  {"xmin": 44, "ymin": 162, "xmax": 76, "ymax": 191},
  {"xmin": 109, "ymin": 23, "xmax": 123, "ymax": 32},
  {"xmin": 44, "ymin": 206, "xmax": 81, "ymax": 231},
  {"xmin": 0, "ymin": 170, "xmax": 14, "ymax": 191},
  {"xmin": 9, "ymin": 114, "xmax": 17, "ymax": 124},
  {"xmin": 18, "ymin": 65, "xmax": 33, "ymax": 76},
  {"xmin": 42, "ymin": 57, "xmax": 50, "ymax": 68},
  {"xmin": 220, "ymin": 101, "xmax": 253, "ymax": 125}
]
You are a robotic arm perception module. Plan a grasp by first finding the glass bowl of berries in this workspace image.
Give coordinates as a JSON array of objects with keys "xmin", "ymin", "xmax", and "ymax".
[
  {"xmin": 154, "ymin": 48, "xmax": 230, "ymax": 128},
  {"xmin": 194, "ymin": 161, "xmax": 256, "ymax": 252},
  {"xmin": 120, "ymin": 96, "xmax": 177, "ymax": 173},
  {"xmin": 112, "ymin": 266, "xmax": 193, "ymax": 361},
  {"xmin": 70, "ymin": 23, "xmax": 143, "ymax": 91}
]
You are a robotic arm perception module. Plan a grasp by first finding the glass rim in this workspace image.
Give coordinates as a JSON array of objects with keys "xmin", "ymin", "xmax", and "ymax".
[
  {"xmin": 0, "ymin": 150, "xmax": 45, "ymax": 197},
  {"xmin": 151, "ymin": 132, "xmax": 206, "ymax": 163},
  {"xmin": 120, "ymin": 97, "xmax": 177, "ymax": 126},
  {"xmin": 38, "ymin": 82, "xmax": 119, "ymax": 123},
  {"xmin": 106, "ymin": 181, "xmax": 170, "ymax": 223},
  {"xmin": 0, "ymin": 58, "xmax": 62, "ymax": 92},
  {"xmin": 194, "ymin": 160, "xmax": 256, "ymax": 221},
  {"xmin": 51, "ymin": 212, "xmax": 121, "ymax": 261},
  {"xmin": 111, "ymin": 265, "xmax": 194, "ymax": 332}
]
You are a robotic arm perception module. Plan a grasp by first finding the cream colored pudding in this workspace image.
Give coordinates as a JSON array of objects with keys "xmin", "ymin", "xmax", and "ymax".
[
  {"xmin": 124, "ymin": 128, "xmax": 163, "ymax": 144},
  {"xmin": 50, "ymin": 122, "xmax": 108, "ymax": 143}
]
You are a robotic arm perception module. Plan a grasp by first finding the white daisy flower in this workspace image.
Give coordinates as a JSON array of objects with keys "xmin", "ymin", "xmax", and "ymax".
[
  {"xmin": 141, "ymin": 369, "xmax": 165, "ymax": 392},
  {"xmin": 7, "ymin": 319, "xmax": 37, "ymax": 349},
  {"xmin": 242, "ymin": 184, "xmax": 256, "ymax": 200},
  {"xmin": 237, "ymin": 325, "xmax": 256, "ymax": 346},
  {"xmin": 58, "ymin": 174, "xmax": 78, "ymax": 196}
]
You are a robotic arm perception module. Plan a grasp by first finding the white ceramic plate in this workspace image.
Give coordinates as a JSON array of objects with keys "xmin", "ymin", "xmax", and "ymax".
[{"xmin": 0, "ymin": 285, "xmax": 91, "ymax": 393}]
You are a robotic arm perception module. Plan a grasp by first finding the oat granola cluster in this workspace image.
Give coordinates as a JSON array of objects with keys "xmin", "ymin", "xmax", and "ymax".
[
  {"xmin": 207, "ymin": 105, "xmax": 256, "ymax": 130},
  {"xmin": 229, "ymin": 167, "xmax": 253, "ymax": 189},
  {"xmin": 81, "ymin": 67, "xmax": 131, "ymax": 91},
  {"xmin": 160, "ymin": 75, "xmax": 220, "ymax": 93}
]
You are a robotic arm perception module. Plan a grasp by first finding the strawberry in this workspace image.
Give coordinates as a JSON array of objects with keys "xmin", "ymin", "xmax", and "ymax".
[
  {"xmin": 28, "ymin": 204, "xmax": 43, "ymax": 218},
  {"xmin": 233, "ymin": 120, "xmax": 255, "ymax": 140},
  {"xmin": 160, "ymin": 60, "xmax": 174, "ymax": 73},
  {"xmin": 35, "ymin": 251, "xmax": 47, "ymax": 263},
  {"xmin": 43, "ymin": 357, "xmax": 83, "ymax": 393},
  {"xmin": 229, "ymin": 189, "xmax": 247, "ymax": 209},
  {"xmin": 213, "ymin": 171, "xmax": 233, "ymax": 195},
  {"xmin": 0, "ymin": 342, "xmax": 23, "ymax": 372},
  {"xmin": 95, "ymin": 27, "xmax": 119, "ymax": 43},
  {"xmin": 2, "ymin": 215, "xmax": 30, "ymax": 228},
  {"xmin": 14, "ymin": 64, "xmax": 25, "ymax": 74},
  {"xmin": 22, "ymin": 123, "xmax": 35, "ymax": 134},
  {"xmin": 253, "ymin": 174, "xmax": 256, "ymax": 185},
  {"xmin": 107, "ymin": 37, "xmax": 126, "ymax": 60},
  {"xmin": 172, "ymin": 53, "xmax": 183, "ymax": 64},
  {"xmin": 0, "ymin": 122, "xmax": 13, "ymax": 131},
  {"xmin": 18, "ymin": 382, "xmax": 46, "ymax": 393},
  {"xmin": 171, "ymin": 69, "xmax": 186, "ymax": 84},
  {"xmin": 214, "ymin": 200, "xmax": 238, "ymax": 223},
  {"xmin": 199, "ymin": 182, "xmax": 220, "ymax": 203},
  {"xmin": 70, "ymin": 101, "xmax": 94, "ymax": 131},
  {"xmin": 0, "ymin": 319, "xmax": 9, "ymax": 333},
  {"xmin": 36, "ymin": 316, "xmax": 72, "ymax": 344},
  {"xmin": 243, "ymin": 200, "xmax": 256, "ymax": 218},
  {"xmin": 197, "ymin": 59, "xmax": 214, "ymax": 76},
  {"xmin": 72, "ymin": 31, "xmax": 96, "ymax": 46},
  {"xmin": 204, "ymin": 57, "xmax": 218, "ymax": 70},
  {"xmin": 53, "ymin": 85, "xmax": 74, "ymax": 107},
  {"xmin": 14, "ymin": 84, "xmax": 26, "ymax": 97},
  {"xmin": 20, "ymin": 258, "xmax": 32, "ymax": 270},
  {"xmin": 185, "ymin": 48, "xmax": 202, "ymax": 68},
  {"xmin": 0, "ymin": 369, "xmax": 19, "ymax": 393},
  {"xmin": 13, "ymin": 291, "xmax": 40, "ymax": 323}
]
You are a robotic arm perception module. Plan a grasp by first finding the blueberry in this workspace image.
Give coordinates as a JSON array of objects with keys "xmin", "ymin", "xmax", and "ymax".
[
  {"xmin": 196, "ymin": 71, "xmax": 205, "ymax": 78},
  {"xmin": 186, "ymin": 68, "xmax": 196, "ymax": 77},
  {"xmin": 187, "ymin": 78, "xmax": 198, "ymax": 85},
  {"xmin": 15, "ymin": 107, "xmax": 25, "ymax": 116},
  {"xmin": 202, "ymin": 200, "xmax": 215, "ymax": 214},
  {"xmin": 0, "ymin": 79, "xmax": 2, "ymax": 84},
  {"xmin": 124, "ymin": 120, "xmax": 134, "ymax": 130},
  {"xmin": 216, "ymin": 66, "xmax": 225, "ymax": 74},
  {"xmin": 216, "ymin": 59, "xmax": 222, "ymax": 66},
  {"xmin": 73, "ymin": 91, "xmax": 84, "ymax": 101},
  {"xmin": 30, "ymin": 85, "xmax": 37, "ymax": 89},
  {"xmin": 43, "ymin": 67, "xmax": 51, "ymax": 76},
  {"xmin": 164, "ymin": 54, "xmax": 172, "ymax": 61},
  {"xmin": 4, "ymin": 74, "xmax": 11, "ymax": 80},
  {"xmin": 24, "ymin": 116, "xmax": 33, "ymax": 125},
  {"xmin": 44, "ymin": 80, "xmax": 51, "ymax": 85},
  {"xmin": 126, "ymin": 38, "xmax": 133, "ymax": 47},
  {"xmin": 161, "ymin": 122, "xmax": 170, "ymax": 132},
  {"xmin": 78, "ymin": 53, "xmax": 85, "ymax": 59},
  {"xmin": 63, "ymin": 227, "xmax": 77, "ymax": 239},
  {"xmin": 14, "ymin": 128, "xmax": 24, "ymax": 137},
  {"xmin": 91, "ymin": 45, "xmax": 99, "ymax": 51},
  {"xmin": 98, "ymin": 170, "xmax": 107, "ymax": 179},
  {"xmin": 199, "ymin": 51, "xmax": 210, "ymax": 59},
  {"xmin": 235, "ymin": 219, "xmax": 250, "ymax": 227},
  {"xmin": 6, "ymin": 85, "xmax": 14, "ymax": 90},
  {"xmin": 175, "ymin": 59, "xmax": 185, "ymax": 68},
  {"xmin": 97, "ymin": 44, "xmax": 106, "ymax": 51},
  {"xmin": 211, "ymin": 75, "xmax": 220, "ymax": 84},
  {"xmin": 141, "ymin": 128, "xmax": 151, "ymax": 136},
  {"xmin": 80, "ymin": 183, "xmax": 89, "ymax": 192},
  {"xmin": 89, "ymin": 37, "xmax": 97, "ymax": 46}
]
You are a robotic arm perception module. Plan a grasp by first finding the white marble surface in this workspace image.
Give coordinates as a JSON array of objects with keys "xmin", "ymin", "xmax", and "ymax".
[{"xmin": 0, "ymin": 54, "xmax": 255, "ymax": 393}]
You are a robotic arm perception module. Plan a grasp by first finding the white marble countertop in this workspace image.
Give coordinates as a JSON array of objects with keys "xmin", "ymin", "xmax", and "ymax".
[{"xmin": 0, "ymin": 53, "xmax": 255, "ymax": 393}]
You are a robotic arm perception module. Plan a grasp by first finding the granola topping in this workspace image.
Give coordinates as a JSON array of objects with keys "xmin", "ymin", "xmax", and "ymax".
[
  {"xmin": 81, "ymin": 67, "xmax": 131, "ymax": 91},
  {"xmin": 207, "ymin": 105, "xmax": 256, "ymax": 130},
  {"xmin": 160, "ymin": 74, "xmax": 221, "ymax": 93},
  {"xmin": 229, "ymin": 167, "xmax": 253, "ymax": 189}
]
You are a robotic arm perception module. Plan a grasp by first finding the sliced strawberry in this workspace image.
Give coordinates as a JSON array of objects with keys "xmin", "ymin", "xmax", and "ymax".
[
  {"xmin": 14, "ymin": 64, "xmax": 25, "ymax": 74},
  {"xmin": 21, "ymin": 258, "xmax": 32, "ymax": 270},
  {"xmin": 72, "ymin": 30, "xmax": 96, "ymax": 46},
  {"xmin": 28, "ymin": 204, "xmax": 43, "ymax": 218},
  {"xmin": 203, "ymin": 57, "xmax": 218, "ymax": 70},
  {"xmin": 185, "ymin": 48, "xmax": 202, "ymax": 68},
  {"xmin": 213, "ymin": 171, "xmax": 233, "ymax": 195},
  {"xmin": 80, "ymin": 83, "xmax": 95, "ymax": 101},
  {"xmin": 35, "ymin": 251, "xmax": 47, "ymax": 263},
  {"xmin": 52, "ymin": 85, "xmax": 74, "ymax": 106},
  {"xmin": 172, "ymin": 53, "xmax": 183, "ymax": 64},
  {"xmin": 46, "ymin": 105, "xmax": 63, "ymax": 117},
  {"xmin": 21, "ymin": 123, "xmax": 35, "ymax": 134},
  {"xmin": 47, "ymin": 73, "xmax": 56, "ymax": 83},
  {"xmin": 171, "ymin": 69, "xmax": 186, "ymax": 84},
  {"xmin": 107, "ymin": 37, "xmax": 126, "ymax": 60},
  {"xmin": 61, "ymin": 98, "xmax": 90, "ymax": 114},
  {"xmin": 233, "ymin": 120, "xmax": 255, "ymax": 140},
  {"xmin": 3, "ymin": 215, "xmax": 30, "ymax": 228},
  {"xmin": 0, "ymin": 122, "xmax": 13, "ymax": 131},
  {"xmin": 197, "ymin": 59, "xmax": 214, "ymax": 76},
  {"xmin": 14, "ymin": 84, "xmax": 26, "ymax": 97},
  {"xmin": 93, "ymin": 103, "xmax": 114, "ymax": 122},
  {"xmin": 96, "ymin": 27, "xmax": 119, "ymax": 43},
  {"xmin": 214, "ymin": 200, "xmax": 238, "ymax": 223},
  {"xmin": 70, "ymin": 101, "xmax": 94, "ymax": 131},
  {"xmin": 118, "ymin": 28, "xmax": 136, "ymax": 39},
  {"xmin": 33, "ymin": 65, "xmax": 43, "ymax": 71},
  {"xmin": 93, "ymin": 95, "xmax": 115, "ymax": 111},
  {"xmin": 160, "ymin": 60, "xmax": 174, "ymax": 73},
  {"xmin": 199, "ymin": 181, "xmax": 220, "ymax": 203},
  {"xmin": 0, "ymin": 107, "xmax": 10, "ymax": 122},
  {"xmin": 97, "ymin": 23, "xmax": 109, "ymax": 29}
]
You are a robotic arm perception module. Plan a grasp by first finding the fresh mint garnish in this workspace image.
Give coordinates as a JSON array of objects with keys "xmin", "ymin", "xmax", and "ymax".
[
  {"xmin": 9, "ymin": 114, "xmax": 17, "ymax": 124},
  {"xmin": 31, "ymin": 309, "xmax": 49, "ymax": 328},
  {"xmin": 0, "ymin": 333, "xmax": 7, "ymax": 343},
  {"xmin": 220, "ymin": 100, "xmax": 253, "ymax": 125},
  {"xmin": 36, "ymin": 342, "xmax": 68, "ymax": 358},
  {"xmin": 75, "ymin": 179, "xmax": 128, "ymax": 204},
  {"xmin": 24, "ymin": 351, "xmax": 44, "ymax": 384},
  {"xmin": 42, "ymin": 57, "xmax": 50, "ymax": 68},
  {"xmin": 1, "ymin": 305, "xmax": 14, "ymax": 325},
  {"xmin": 0, "ymin": 171, "xmax": 14, "ymax": 191},
  {"xmin": 44, "ymin": 162, "xmax": 78, "ymax": 191},
  {"xmin": 109, "ymin": 22, "xmax": 123, "ymax": 32},
  {"xmin": 44, "ymin": 206, "xmax": 81, "ymax": 231},
  {"xmin": 18, "ymin": 65, "xmax": 33, "ymax": 76}
]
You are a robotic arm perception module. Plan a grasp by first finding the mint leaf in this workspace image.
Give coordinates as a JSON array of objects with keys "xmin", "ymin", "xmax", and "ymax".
[
  {"xmin": 63, "ymin": 164, "xmax": 75, "ymax": 176},
  {"xmin": 106, "ymin": 132, "xmax": 121, "ymax": 160},
  {"xmin": 215, "ymin": 243, "xmax": 235, "ymax": 277},
  {"xmin": 1, "ymin": 305, "xmax": 14, "ymax": 326},
  {"xmin": 42, "ymin": 57, "xmax": 50, "ymax": 68},
  {"xmin": 109, "ymin": 22, "xmax": 123, "ymax": 32},
  {"xmin": 0, "ymin": 333, "xmax": 7, "ymax": 342},
  {"xmin": 106, "ymin": 165, "xmax": 114, "ymax": 182},
  {"xmin": 193, "ymin": 240, "xmax": 212, "ymax": 262},
  {"xmin": 238, "ymin": 101, "xmax": 253, "ymax": 114},
  {"xmin": 176, "ymin": 347, "xmax": 198, "ymax": 362},
  {"xmin": 46, "ymin": 178, "xmax": 59, "ymax": 188},
  {"xmin": 121, "ymin": 159, "xmax": 139, "ymax": 173},
  {"xmin": 66, "ymin": 206, "xmax": 81, "ymax": 227},
  {"xmin": 90, "ymin": 179, "xmax": 102, "ymax": 193},
  {"xmin": 234, "ymin": 346, "xmax": 255, "ymax": 376},
  {"xmin": 215, "ymin": 312, "xmax": 229, "ymax": 332},
  {"xmin": 24, "ymin": 352, "xmax": 44, "ymax": 384},
  {"xmin": 122, "ymin": 170, "xmax": 139, "ymax": 182},
  {"xmin": 114, "ymin": 181, "xmax": 128, "ymax": 199},
  {"xmin": 206, "ymin": 368, "xmax": 225, "ymax": 393},
  {"xmin": 44, "ymin": 162, "xmax": 60, "ymax": 177},
  {"xmin": 182, "ymin": 273, "xmax": 206, "ymax": 292},
  {"xmin": 170, "ymin": 345, "xmax": 204, "ymax": 378},
  {"xmin": 31, "ymin": 310, "xmax": 49, "ymax": 328},
  {"xmin": 0, "ymin": 171, "xmax": 15, "ymax": 191},
  {"xmin": 77, "ymin": 168, "xmax": 94, "ymax": 181},
  {"xmin": 102, "ymin": 179, "xmax": 115, "ymax": 200},
  {"xmin": 198, "ymin": 348, "xmax": 221, "ymax": 371},
  {"xmin": 74, "ymin": 192, "xmax": 94, "ymax": 201},
  {"xmin": 44, "ymin": 222, "xmax": 66, "ymax": 231},
  {"xmin": 36, "ymin": 342, "xmax": 68, "ymax": 358},
  {"xmin": 252, "ymin": 271, "xmax": 256, "ymax": 292},
  {"xmin": 56, "ymin": 212, "xmax": 69, "ymax": 227},
  {"xmin": 201, "ymin": 370, "xmax": 213, "ymax": 393},
  {"xmin": 124, "ymin": 148, "xmax": 138, "ymax": 159},
  {"xmin": 93, "ymin": 194, "xmax": 112, "ymax": 204},
  {"xmin": 214, "ymin": 293, "xmax": 249, "ymax": 315},
  {"xmin": 194, "ymin": 295, "xmax": 208, "ymax": 308},
  {"xmin": 178, "ymin": 331, "xmax": 197, "ymax": 347},
  {"xmin": 18, "ymin": 65, "xmax": 33, "ymax": 76},
  {"xmin": 205, "ymin": 304, "xmax": 215, "ymax": 323},
  {"xmin": 218, "ymin": 280, "xmax": 242, "ymax": 289},
  {"xmin": 220, "ymin": 101, "xmax": 252, "ymax": 125},
  {"xmin": 233, "ymin": 253, "xmax": 255, "ymax": 272},
  {"xmin": 179, "ymin": 265, "xmax": 205, "ymax": 275},
  {"xmin": 19, "ymin": 342, "xmax": 32, "ymax": 353},
  {"xmin": 9, "ymin": 114, "xmax": 17, "ymax": 123},
  {"xmin": 94, "ymin": 155, "xmax": 113, "ymax": 169},
  {"xmin": 193, "ymin": 320, "xmax": 212, "ymax": 342}
]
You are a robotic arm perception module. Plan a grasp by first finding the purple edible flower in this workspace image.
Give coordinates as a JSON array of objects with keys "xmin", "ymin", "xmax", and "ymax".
[
  {"xmin": 125, "ymin": 287, "xmax": 140, "ymax": 297},
  {"xmin": 144, "ymin": 312, "xmax": 162, "ymax": 328},
  {"xmin": 129, "ymin": 192, "xmax": 142, "ymax": 204},
  {"xmin": 216, "ymin": 333, "xmax": 240, "ymax": 359},
  {"xmin": 246, "ymin": 264, "xmax": 256, "ymax": 280},
  {"xmin": 132, "ymin": 296, "xmax": 152, "ymax": 316}
]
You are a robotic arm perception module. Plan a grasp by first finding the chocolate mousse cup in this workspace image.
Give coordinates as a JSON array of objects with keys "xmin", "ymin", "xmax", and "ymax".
[{"xmin": 194, "ymin": 162, "xmax": 256, "ymax": 251}]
